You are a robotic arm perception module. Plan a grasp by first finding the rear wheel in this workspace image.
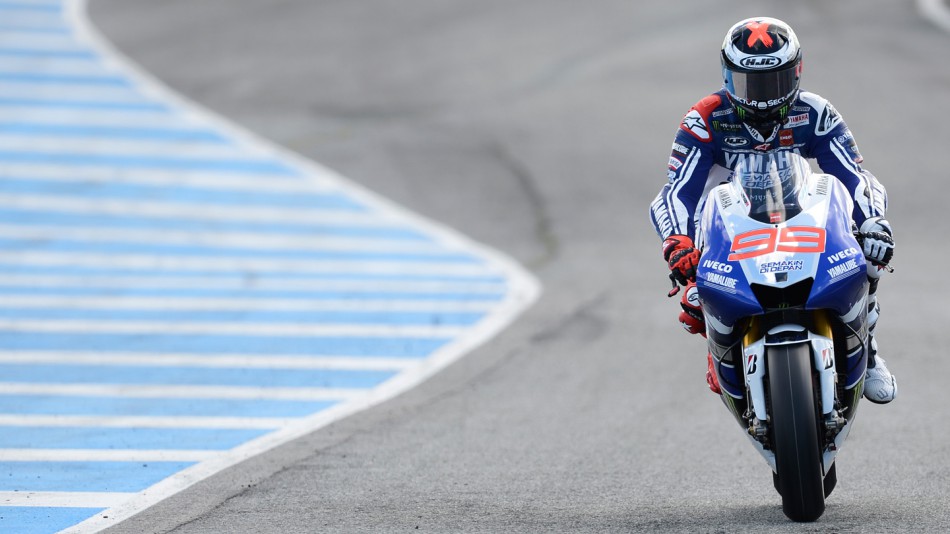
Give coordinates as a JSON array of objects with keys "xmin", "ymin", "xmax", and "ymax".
[{"xmin": 768, "ymin": 343, "xmax": 825, "ymax": 522}]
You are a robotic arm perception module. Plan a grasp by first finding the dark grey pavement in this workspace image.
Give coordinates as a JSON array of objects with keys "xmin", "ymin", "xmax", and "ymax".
[{"xmin": 89, "ymin": 1, "xmax": 950, "ymax": 531}]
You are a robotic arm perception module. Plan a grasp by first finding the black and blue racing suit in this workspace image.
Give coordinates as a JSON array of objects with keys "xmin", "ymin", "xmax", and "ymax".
[{"xmin": 650, "ymin": 89, "xmax": 888, "ymax": 242}]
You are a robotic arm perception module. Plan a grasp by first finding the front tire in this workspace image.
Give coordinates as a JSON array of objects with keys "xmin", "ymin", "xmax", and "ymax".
[{"xmin": 768, "ymin": 343, "xmax": 825, "ymax": 522}]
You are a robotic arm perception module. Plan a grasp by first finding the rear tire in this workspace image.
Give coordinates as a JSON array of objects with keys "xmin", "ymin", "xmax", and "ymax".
[{"xmin": 768, "ymin": 343, "xmax": 825, "ymax": 522}]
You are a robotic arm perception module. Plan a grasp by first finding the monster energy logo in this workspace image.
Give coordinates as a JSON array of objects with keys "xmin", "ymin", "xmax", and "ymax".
[{"xmin": 712, "ymin": 121, "xmax": 742, "ymax": 132}]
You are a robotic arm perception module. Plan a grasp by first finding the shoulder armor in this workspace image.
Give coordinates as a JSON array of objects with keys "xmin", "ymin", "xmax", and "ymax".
[
  {"xmin": 679, "ymin": 93, "xmax": 723, "ymax": 143},
  {"xmin": 798, "ymin": 91, "xmax": 842, "ymax": 136},
  {"xmin": 798, "ymin": 91, "xmax": 828, "ymax": 111}
]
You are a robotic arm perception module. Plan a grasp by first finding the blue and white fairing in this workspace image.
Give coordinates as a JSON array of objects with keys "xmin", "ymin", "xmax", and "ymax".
[{"xmin": 696, "ymin": 152, "xmax": 869, "ymax": 394}]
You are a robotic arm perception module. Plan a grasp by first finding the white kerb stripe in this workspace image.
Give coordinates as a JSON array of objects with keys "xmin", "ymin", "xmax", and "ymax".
[
  {"xmin": 0, "ymin": 383, "xmax": 366, "ymax": 401},
  {"xmin": 0, "ymin": 12, "xmax": 69, "ymax": 27},
  {"xmin": 0, "ymin": 84, "xmax": 145, "ymax": 102},
  {"xmin": 0, "ymin": 415, "xmax": 294, "ymax": 429},
  {"xmin": 0, "ymin": 164, "xmax": 336, "ymax": 193},
  {"xmin": 0, "ymin": 32, "xmax": 89, "ymax": 51},
  {"xmin": 0, "ymin": 295, "xmax": 500, "ymax": 312},
  {"xmin": 0, "ymin": 109, "xmax": 189, "ymax": 128},
  {"xmin": 0, "ymin": 226, "xmax": 460, "ymax": 255},
  {"xmin": 0, "ymin": 492, "xmax": 135, "ymax": 509},
  {"xmin": 0, "ymin": 192, "xmax": 396, "ymax": 226},
  {"xmin": 0, "ymin": 251, "xmax": 497, "ymax": 276},
  {"xmin": 0, "ymin": 351, "xmax": 419, "ymax": 371},
  {"xmin": 0, "ymin": 59, "xmax": 109, "ymax": 76},
  {"xmin": 0, "ymin": 449, "xmax": 218, "ymax": 462},
  {"xmin": 0, "ymin": 273, "xmax": 505, "ymax": 293},
  {"xmin": 0, "ymin": 318, "xmax": 464, "ymax": 338},
  {"xmin": 0, "ymin": 135, "xmax": 267, "ymax": 159}
]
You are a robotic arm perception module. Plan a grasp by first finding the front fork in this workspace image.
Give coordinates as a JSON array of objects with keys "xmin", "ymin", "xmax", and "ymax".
[
  {"xmin": 743, "ymin": 312, "xmax": 838, "ymax": 422},
  {"xmin": 738, "ymin": 311, "xmax": 848, "ymax": 473}
]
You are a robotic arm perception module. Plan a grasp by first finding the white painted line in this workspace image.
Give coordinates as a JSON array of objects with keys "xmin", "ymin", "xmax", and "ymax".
[
  {"xmin": 0, "ymin": 273, "xmax": 505, "ymax": 293},
  {"xmin": 0, "ymin": 449, "xmax": 218, "ymax": 462},
  {"xmin": 0, "ymin": 226, "xmax": 463, "ymax": 255},
  {"xmin": 0, "ymin": 251, "xmax": 498, "ymax": 276},
  {"xmin": 0, "ymin": 32, "xmax": 85, "ymax": 51},
  {"xmin": 0, "ymin": 134, "xmax": 264, "ymax": 158},
  {"xmin": 0, "ymin": 491, "xmax": 135, "ymax": 509},
  {"xmin": 0, "ymin": 109, "xmax": 179, "ymax": 127},
  {"xmin": 0, "ymin": 192, "xmax": 397, "ymax": 226},
  {"xmin": 0, "ymin": 351, "xmax": 419, "ymax": 371},
  {"xmin": 0, "ymin": 295, "xmax": 500, "ymax": 312},
  {"xmin": 919, "ymin": 0, "xmax": 950, "ymax": 32},
  {"xmin": 0, "ymin": 415, "xmax": 292, "ymax": 429},
  {"xmin": 0, "ymin": 115, "xmax": 183, "ymax": 131},
  {"xmin": 0, "ymin": 318, "xmax": 464, "ymax": 338},
  {"xmin": 0, "ymin": 383, "xmax": 365, "ymax": 401},
  {"xmin": 0, "ymin": 13, "xmax": 68, "ymax": 29},
  {"xmin": 0, "ymin": 84, "xmax": 145, "ymax": 102},
  {"xmin": 0, "ymin": 164, "xmax": 336, "ymax": 193},
  {"xmin": 0, "ymin": 57, "xmax": 113, "ymax": 75}
]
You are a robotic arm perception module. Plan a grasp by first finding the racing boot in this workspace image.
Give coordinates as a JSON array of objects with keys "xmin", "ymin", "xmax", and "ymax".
[
  {"xmin": 863, "ymin": 290, "xmax": 897, "ymax": 404},
  {"xmin": 706, "ymin": 352, "xmax": 721, "ymax": 395}
]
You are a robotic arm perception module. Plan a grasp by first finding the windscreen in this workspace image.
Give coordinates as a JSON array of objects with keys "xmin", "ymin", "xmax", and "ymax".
[{"xmin": 731, "ymin": 151, "xmax": 809, "ymax": 224}]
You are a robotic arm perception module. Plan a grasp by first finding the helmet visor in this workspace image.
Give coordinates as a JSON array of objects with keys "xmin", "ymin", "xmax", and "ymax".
[{"xmin": 727, "ymin": 62, "xmax": 799, "ymax": 110}]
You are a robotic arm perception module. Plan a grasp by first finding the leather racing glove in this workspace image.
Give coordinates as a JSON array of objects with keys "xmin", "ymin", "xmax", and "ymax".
[
  {"xmin": 858, "ymin": 217, "xmax": 894, "ymax": 278},
  {"xmin": 662, "ymin": 234, "xmax": 700, "ymax": 286},
  {"xmin": 678, "ymin": 281, "xmax": 706, "ymax": 336}
]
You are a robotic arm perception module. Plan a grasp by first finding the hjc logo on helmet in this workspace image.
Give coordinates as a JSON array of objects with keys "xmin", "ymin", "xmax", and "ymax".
[{"xmin": 740, "ymin": 56, "xmax": 781, "ymax": 69}]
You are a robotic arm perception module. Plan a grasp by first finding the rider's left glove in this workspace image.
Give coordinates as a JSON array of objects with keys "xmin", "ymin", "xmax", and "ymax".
[
  {"xmin": 662, "ymin": 234, "xmax": 700, "ymax": 286},
  {"xmin": 859, "ymin": 217, "xmax": 894, "ymax": 278}
]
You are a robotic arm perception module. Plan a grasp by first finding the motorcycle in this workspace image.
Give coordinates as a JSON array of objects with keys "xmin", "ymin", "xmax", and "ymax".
[{"xmin": 691, "ymin": 151, "xmax": 875, "ymax": 521}]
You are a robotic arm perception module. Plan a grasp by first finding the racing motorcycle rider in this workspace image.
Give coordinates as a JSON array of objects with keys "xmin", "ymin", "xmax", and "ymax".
[{"xmin": 648, "ymin": 17, "xmax": 897, "ymax": 403}]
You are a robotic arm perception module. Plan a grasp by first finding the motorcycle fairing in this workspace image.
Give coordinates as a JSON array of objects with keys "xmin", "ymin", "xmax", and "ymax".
[{"xmin": 697, "ymin": 166, "xmax": 869, "ymax": 397}]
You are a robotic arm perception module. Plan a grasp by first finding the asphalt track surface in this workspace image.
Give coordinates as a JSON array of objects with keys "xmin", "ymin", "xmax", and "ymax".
[{"xmin": 88, "ymin": 1, "xmax": 950, "ymax": 532}]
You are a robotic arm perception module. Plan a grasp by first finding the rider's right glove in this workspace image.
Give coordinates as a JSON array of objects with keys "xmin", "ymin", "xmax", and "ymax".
[
  {"xmin": 662, "ymin": 234, "xmax": 700, "ymax": 286},
  {"xmin": 858, "ymin": 217, "xmax": 895, "ymax": 278},
  {"xmin": 678, "ymin": 282, "xmax": 706, "ymax": 336}
]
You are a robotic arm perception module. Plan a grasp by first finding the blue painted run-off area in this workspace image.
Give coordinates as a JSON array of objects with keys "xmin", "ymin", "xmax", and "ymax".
[{"xmin": 0, "ymin": 1, "xmax": 513, "ymax": 532}]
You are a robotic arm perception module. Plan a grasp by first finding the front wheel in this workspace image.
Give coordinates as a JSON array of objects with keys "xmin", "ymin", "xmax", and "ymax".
[{"xmin": 768, "ymin": 343, "xmax": 825, "ymax": 522}]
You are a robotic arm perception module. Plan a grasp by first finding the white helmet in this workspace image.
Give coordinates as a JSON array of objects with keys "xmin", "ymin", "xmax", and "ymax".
[{"xmin": 721, "ymin": 17, "xmax": 802, "ymax": 130}]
